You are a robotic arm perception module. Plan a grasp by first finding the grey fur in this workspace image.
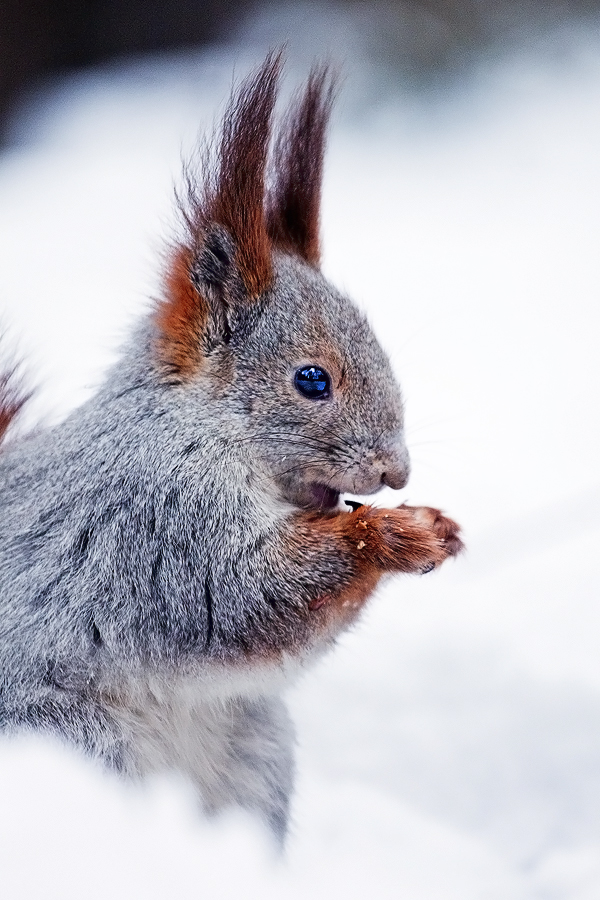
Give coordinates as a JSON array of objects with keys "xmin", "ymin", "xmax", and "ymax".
[
  {"xmin": 0, "ymin": 49, "xmax": 421, "ymax": 841},
  {"xmin": 0, "ymin": 250, "xmax": 410, "ymax": 838}
]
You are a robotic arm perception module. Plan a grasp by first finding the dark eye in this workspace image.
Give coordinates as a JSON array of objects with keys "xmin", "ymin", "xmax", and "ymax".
[{"xmin": 294, "ymin": 366, "xmax": 331, "ymax": 400}]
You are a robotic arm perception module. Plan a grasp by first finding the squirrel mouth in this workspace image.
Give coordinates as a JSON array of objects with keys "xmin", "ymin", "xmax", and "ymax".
[{"xmin": 309, "ymin": 483, "xmax": 340, "ymax": 510}]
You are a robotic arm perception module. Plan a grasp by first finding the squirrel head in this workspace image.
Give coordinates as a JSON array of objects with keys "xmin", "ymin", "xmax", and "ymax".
[{"xmin": 152, "ymin": 52, "xmax": 409, "ymax": 511}]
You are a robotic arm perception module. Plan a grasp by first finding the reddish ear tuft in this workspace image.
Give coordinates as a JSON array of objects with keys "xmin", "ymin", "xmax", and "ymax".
[
  {"xmin": 267, "ymin": 65, "xmax": 336, "ymax": 266},
  {"xmin": 207, "ymin": 50, "xmax": 282, "ymax": 296},
  {"xmin": 155, "ymin": 52, "xmax": 283, "ymax": 380}
]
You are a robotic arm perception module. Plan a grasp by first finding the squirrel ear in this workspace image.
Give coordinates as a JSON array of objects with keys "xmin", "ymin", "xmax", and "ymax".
[
  {"xmin": 155, "ymin": 227, "xmax": 241, "ymax": 381},
  {"xmin": 267, "ymin": 65, "xmax": 337, "ymax": 267},
  {"xmin": 154, "ymin": 52, "xmax": 282, "ymax": 381},
  {"xmin": 193, "ymin": 226, "xmax": 236, "ymax": 291},
  {"xmin": 191, "ymin": 225, "xmax": 238, "ymax": 348}
]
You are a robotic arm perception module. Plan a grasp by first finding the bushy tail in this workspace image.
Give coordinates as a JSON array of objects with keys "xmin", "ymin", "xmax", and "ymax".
[{"xmin": 0, "ymin": 363, "xmax": 29, "ymax": 446}]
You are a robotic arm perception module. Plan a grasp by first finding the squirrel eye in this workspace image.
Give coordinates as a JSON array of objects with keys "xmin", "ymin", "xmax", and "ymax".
[{"xmin": 294, "ymin": 366, "xmax": 331, "ymax": 400}]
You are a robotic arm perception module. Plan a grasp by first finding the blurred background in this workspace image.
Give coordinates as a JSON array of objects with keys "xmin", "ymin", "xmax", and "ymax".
[
  {"xmin": 4, "ymin": 0, "xmax": 600, "ymax": 141},
  {"xmin": 1, "ymin": 2, "xmax": 600, "ymax": 899}
]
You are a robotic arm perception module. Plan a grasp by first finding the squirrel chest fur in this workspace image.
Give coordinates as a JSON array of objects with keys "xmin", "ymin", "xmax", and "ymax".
[{"xmin": 0, "ymin": 53, "xmax": 462, "ymax": 840}]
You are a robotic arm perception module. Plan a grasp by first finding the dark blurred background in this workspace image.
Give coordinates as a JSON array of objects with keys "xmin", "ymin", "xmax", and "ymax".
[{"xmin": 2, "ymin": 0, "xmax": 600, "ymax": 141}]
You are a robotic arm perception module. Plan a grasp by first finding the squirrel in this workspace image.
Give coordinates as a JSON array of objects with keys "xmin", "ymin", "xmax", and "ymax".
[{"xmin": 0, "ymin": 52, "xmax": 462, "ymax": 840}]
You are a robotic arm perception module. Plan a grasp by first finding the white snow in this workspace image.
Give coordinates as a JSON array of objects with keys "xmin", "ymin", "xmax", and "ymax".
[{"xmin": 0, "ymin": 11, "xmax": 599, "ymax": 899}]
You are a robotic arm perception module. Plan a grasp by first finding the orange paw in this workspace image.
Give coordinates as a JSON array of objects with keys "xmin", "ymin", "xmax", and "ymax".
[{"xmin": 349, "ymin": 504, "xmax": 463, "ymax": 575}]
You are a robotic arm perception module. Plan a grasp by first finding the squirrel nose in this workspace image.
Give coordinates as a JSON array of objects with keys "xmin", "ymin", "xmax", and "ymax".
[
  {"xmin": 381, "ymin": 467, "xmax": 409, "ymax": 490},
  {"xmin": 380, "ymin": 447, "xmax": 410, "ymax": 490}
]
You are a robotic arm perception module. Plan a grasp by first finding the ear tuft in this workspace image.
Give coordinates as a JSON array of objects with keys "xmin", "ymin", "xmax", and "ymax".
[
  {"xmin": 207, "ymin": 50, "xmax": 282, "ymax": 296},
  {"xmin": 155, "ymin": 52, "xmax": 283, "ymax": 380},
  {"xmin": 267, "ymin": 65, "xmax": 337, "ymax": 266}
]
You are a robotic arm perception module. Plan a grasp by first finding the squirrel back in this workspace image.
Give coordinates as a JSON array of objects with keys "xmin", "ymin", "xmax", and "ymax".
[{"xmin": 0, "ymin": 53, "xmax": 462, "ymax": 839}]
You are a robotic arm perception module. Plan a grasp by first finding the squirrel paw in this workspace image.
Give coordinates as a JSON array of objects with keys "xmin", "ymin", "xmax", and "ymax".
[
  {"xmin": 411, "ymin": 505, "xmax": 464, "ymax": 565},
  {"xmin": 352, "ymin": 504, "xmax": 463, "ymax": 575}
]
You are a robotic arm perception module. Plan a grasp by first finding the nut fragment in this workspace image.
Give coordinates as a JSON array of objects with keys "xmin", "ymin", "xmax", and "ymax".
[{"xmin": 357, "ymin": 540, "xmax": 366, "ymax": 550}]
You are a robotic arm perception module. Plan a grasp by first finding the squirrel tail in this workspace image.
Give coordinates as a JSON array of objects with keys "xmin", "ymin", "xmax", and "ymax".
[{"xmin": 0, "ymin": 349, "xmax": 30, "ymax": 446}]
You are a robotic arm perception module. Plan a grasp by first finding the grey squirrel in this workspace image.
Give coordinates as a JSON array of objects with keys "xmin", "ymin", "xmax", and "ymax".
[{"xmin": 0, "ymin": 53, "xmax": 462, "ymax": 840}]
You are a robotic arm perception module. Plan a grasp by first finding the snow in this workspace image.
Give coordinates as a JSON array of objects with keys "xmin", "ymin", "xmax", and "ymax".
[{"xmin": 0, "ymin": 12, "xmax": 599, "ymax": 899}]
